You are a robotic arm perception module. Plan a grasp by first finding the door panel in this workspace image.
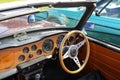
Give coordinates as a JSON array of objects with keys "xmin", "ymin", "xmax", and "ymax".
[{"xmin": 87, "ymin": 42, "xmax": 120, "ymax": 80}]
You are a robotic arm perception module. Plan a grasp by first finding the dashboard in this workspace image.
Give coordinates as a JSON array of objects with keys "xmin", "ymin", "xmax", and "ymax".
[{"xmin": 0, "ymin": 30, "xmax": 76, "ymax": 75}]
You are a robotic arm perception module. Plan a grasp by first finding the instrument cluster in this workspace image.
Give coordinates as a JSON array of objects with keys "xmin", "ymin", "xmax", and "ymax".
[{"xmin": 19, "ymin": 33, "xmax": 67, "ymax": 63}]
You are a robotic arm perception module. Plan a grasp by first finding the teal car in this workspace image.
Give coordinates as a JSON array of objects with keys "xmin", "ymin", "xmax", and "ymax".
[{"xmin": 46, "ymin": 0, "xmax": 120, "ymax": 47}]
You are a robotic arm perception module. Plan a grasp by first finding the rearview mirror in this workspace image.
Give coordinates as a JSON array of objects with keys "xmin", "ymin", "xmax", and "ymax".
[{"xmin": 28, "ymin": 11, "xmax": 48, "ymax": 23}]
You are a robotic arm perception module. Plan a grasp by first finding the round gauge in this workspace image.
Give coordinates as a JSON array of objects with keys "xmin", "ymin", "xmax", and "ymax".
[
  {"xmin": 23, "ymin": 47, "xmax": 29, "ymax": 54},
  {"xmin": 42, "ymin": 39, "xmax": 54, "ymax": 53},
  {"xmin": 57, "ymin": 35, "xmax": 64, "ymax": 47},
  {"xmin": 31, "ymin": 45, "xmax": 37, "ymax": 51},
  {"xmin": 18, "ymin": 55, "xmax": 25, "ymax": 62},
  {"xmin": 37, "ymin": 49, "xmax": 42, "ymax": 55},
  {"xmin": 68, "ymin": 36, "xmax": 74, "ymax": 42}
]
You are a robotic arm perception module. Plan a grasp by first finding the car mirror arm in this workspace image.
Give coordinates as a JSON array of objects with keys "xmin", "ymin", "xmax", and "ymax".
[{"xmin": 95, "ymin": 0, "xmax": 112, "ymax": 16}]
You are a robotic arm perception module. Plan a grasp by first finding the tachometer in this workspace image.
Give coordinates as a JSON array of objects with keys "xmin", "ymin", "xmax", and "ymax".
[
  {"xmin": 42, "ymin": 39, "xmax": 54, "ymax": 53},
  {"xmin": 57, "ymin": 35, "xmax": 64, "ymax": 47}
]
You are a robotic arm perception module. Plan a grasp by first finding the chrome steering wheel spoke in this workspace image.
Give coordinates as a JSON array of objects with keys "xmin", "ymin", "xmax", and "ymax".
[
  {"xmin": 73, "ymin": 57, "xmax": 81, "ymax": 68},
  {"xmin": 76, "ymin": 39, "xmax": 86, "ymax": 49},
  {"xmin": 63, "ymin": 51, "xmax": 69, "ymax": 59}
]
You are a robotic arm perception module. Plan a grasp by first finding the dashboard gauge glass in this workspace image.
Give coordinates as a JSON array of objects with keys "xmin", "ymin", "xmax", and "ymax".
[
  {"xmin": 42, "ymin": 39, "xmax": 54, "ymax": 53},
  {"xmin": 23, "ymin": 47, "xmax": 29, "ymax": 54},
  {"xmin": 37, "ymin": 49, "xmax": 42, "ymax": 55},
  {"xmin": 18, "ymin": 55, "xmax": 25, "ymax": 62},
  {"xmin": 57, "ymin": 35, "xmax": 64, "ymax": 47},
  {"xmin": 31, "ymin": 45, "xmax": 37, "ymax": 51},
  {"xmin": 68, "ymin": 36, "xmax": 74, "ymax": 42}
]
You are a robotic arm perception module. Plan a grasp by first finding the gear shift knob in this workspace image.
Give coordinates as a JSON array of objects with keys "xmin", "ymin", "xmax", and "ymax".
[{"xmin": 35, "ymin": 74, "xmax": 40, "ymax": 80}]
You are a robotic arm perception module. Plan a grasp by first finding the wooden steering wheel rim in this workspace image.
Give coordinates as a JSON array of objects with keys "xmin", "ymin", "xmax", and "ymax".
[{"xmin": 59, "ymin": 30, "xmax": 90, "ymax": 74}]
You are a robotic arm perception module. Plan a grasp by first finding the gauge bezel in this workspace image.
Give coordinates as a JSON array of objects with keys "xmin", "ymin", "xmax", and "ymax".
[
  {"xmin": 18, "ymin": 55, "xmax": 25, "ymax": 62},
  {"xmin": 57, "ymin": 35, "xmax": 64, "ymax": 47},
  {"xmin": 31, "ymin": 45, "xmax": 37, "ymax": 51},
  {"xmin": 37, "ymin": 49, "xmax": 42, "ymax": 55},
  {"xmin": 42, "ymin": 39, "xmax": 54, "ymax": 53},
  {"xmin": 23, "ymin": 47, "xmax": 29, "ymax": 54}
]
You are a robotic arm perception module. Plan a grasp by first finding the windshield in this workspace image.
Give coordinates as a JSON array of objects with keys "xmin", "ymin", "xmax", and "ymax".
[{"xmin": 0, "ymin": 6, "xmax": 86, "ymax": 37}]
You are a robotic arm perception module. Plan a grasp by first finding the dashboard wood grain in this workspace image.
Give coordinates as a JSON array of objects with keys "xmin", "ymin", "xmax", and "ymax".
[{"xmin": 0, "ymin": 32, "xmax": 67, "ymax": 73}]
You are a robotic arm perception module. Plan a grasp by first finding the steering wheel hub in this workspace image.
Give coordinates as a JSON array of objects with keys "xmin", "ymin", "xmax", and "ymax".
[{"xmin": 70, "ymin": 46, "xmax": 78, "ymax": 58}]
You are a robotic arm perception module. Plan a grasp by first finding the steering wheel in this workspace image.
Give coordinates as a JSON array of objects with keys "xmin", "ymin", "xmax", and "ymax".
[{"xmin": 59, "ymin": 30, "xmax": 90, "ymax": 74}]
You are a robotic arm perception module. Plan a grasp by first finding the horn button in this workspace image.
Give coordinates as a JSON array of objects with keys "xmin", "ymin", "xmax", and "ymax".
[{"xmin": 70, "ymin": 46, "xmax": 78, "ymax": 58}]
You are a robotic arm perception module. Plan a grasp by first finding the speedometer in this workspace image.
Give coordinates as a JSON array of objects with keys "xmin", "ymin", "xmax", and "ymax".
[{"xmin": 42, "ymin": 39, "xmax": 54, "ymax": 53}]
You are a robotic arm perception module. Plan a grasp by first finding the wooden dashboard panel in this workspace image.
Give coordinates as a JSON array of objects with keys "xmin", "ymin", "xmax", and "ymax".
[
  {"xmin": 86, "ymin": 42, "xmax": 120, "ymax": 80},
  {"xmin": 0, "ymin": 32, "xmax": 67, "ymax": 73}
]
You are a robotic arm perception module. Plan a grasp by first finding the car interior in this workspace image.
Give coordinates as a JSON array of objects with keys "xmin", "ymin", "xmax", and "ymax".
[{"xmin": 0, "ymin": 0, "xmax": 120, "ymax": 80}]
